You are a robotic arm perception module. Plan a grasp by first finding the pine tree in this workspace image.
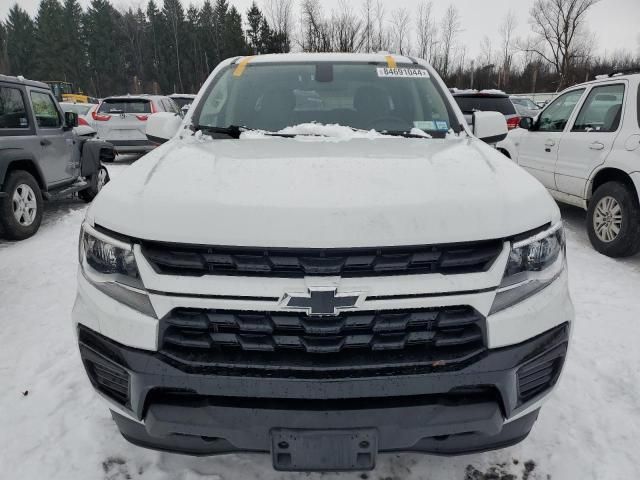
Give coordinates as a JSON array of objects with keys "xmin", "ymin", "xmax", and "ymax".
[
  {"xmin": 34, "ymin": 0, "xmax": 66, "ymax": 81},
  {"xmin": 184, "ymin": 5, "xmax": 203, "ymax": 91},
  {"xmin": 84, "ymin": 0, "xmax": 126, "ymax": 96},
  {"xmin": 162, "ymin": 0, "xmax": 185, "ymax": 93},
  {"xmin": 213, "ymin": 0, "xmax": 229, "ymax": 63},
  {"xmin": 0, "ymin": 23, "xmax": 9, "ymax": 74},
  {"xmin": 224, "ymin": 6, "xmax": 248, "ymax": 58},
  {"xmin": 199, "ymin": 0, "xmax": 216, "ymax": 74},
  {"xmin": 246, "ymin": 2, "xmax": 263, "ymax": 54},
  {"xmin": 61, "ymin": 0, "xmax": 86, "ymax": 92},
  {"xmin": 145, "ymin": 0, "xmax": 162, "ymax": 93},
  {"xmin": 5, "ymin": 5, "xmax": 37, "ymax": 78}
]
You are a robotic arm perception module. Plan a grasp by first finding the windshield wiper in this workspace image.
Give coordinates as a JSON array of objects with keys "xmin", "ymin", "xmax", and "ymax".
[
  {"xmin": 378, "ymin": 130, "xmax": 431, "ymax": 139},
  {"xmin": 191, "ymin": 124, "xmax": 252, "ymax": 139},
  {"xmin": 191, "ymin": 124, "xmax": 301, "ymax": 139}
]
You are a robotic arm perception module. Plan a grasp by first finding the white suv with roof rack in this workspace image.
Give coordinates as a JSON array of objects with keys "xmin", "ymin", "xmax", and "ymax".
[
  {"xmin": 73, "ymin": 53, "xmax": 573, "ymax": 472},
  {"xmin": 509, "ymin": 70, "xmax": 640, "ymax": 257},
  {"xmin": 92, "ymin": 94, "xmax": 181, "ymax": 155}
]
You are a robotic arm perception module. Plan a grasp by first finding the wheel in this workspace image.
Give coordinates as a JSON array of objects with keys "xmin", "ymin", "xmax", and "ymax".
[
  {"xmin": 587, "ymin": 181, "xmax": 640, "ymax": 257},
  {"xmin": 79, "ymin": 166, "xmax": 110, "ymax": 203},
  {"xmin": 0, "ymin": 170, "xmax": 44, "ymax": 240}
]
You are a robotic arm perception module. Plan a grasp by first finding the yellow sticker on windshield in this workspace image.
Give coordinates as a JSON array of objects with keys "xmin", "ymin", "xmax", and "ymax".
[
  {"xmin": 233, "ymin": 56, "xmax": 254, "ymax": 77},
  {"xmin": 385, "ymin": 55, "xmax": 397, "ymax": 69}
]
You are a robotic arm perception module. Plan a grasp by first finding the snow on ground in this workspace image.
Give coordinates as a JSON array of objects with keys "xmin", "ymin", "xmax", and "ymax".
[{"xmin": 1, "ymin": 158, "xmax": 640, "ymax": 480}]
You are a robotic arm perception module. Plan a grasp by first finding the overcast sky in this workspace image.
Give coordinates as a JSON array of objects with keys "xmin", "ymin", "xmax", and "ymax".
[{"xmin": 2, "ymin": 0, "xmax": 639, "ymax": 59}]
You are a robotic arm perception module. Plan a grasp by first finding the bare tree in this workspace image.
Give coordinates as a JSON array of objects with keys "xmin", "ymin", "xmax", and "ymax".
[
  {"xmin": 361, "ymin": 0, "xmax": 374, "ymax": 53},
  {"xmin": 415, "ymin": 0, "xmax": 437, "ymax": 62},
  {"xmin": 373, "ymin": 0, "xmax": 390, "ymax": 52},
  {"xmin": 300, "ymin": 0, "xmax": 331, "ymax": 52},
  {"xmin": 498, "ymin": 10, "xmax": 517, "ymax": 89},
  {"xmin": 524, "ymin": 0, "xmax": 601, "ymax": 88},
  {"xmin": 331, "ymin": 0, "xmax": 364, "ymax": 52},
  {"xmin": 390, "ymin": 7, "xmax": 411, "ymax": 55},
  {"xmin": 438, "ymin": 5, "xmax": 461, "ymax": 78},
  {"xmin": 264, "ymin": 0, "xmax": 293, "ymax": 39},
  {"xmin": 479, "ymin": 35, "xmax": 494, "ymax": 67}
]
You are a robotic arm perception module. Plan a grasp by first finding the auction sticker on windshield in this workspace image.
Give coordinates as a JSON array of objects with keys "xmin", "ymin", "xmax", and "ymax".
[{"xmin": 377, "ymin": 68, "xmax": 430, "ymax": 78}]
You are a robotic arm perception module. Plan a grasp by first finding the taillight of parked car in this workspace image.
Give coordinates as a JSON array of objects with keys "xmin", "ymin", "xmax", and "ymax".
[
  {"xmin": 92, "ymin": 111, "xmax": 111, "ymax": 121},
  {"xmin": 507, "ymin": 116, "xmax": 521, "ymax": 130},
  {"xmin": 136, "ymin": 115, "xmax": 149, "ymax": 121},
  {"xmin": 78, "ymin": 117, "xmax": 89, "ymax": 126}
]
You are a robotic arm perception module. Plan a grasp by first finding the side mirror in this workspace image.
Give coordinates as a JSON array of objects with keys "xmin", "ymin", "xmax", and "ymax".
[
  {"xmin": 519, "ymin": 117, "xmax": 534, "ymax": 130},
  {"xmin": 472, "ymin": 111, "xmax": 508, "ymax": 144},
  {"xmin": 64, "ymin": 111, "xmax": 78, "ymax": 130},
  {"xmin": 146, "ymin": 112, "xmax": 182, "ymax": 144}
]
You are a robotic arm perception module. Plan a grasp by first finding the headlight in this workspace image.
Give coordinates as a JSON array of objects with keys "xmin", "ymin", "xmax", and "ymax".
[
  {"xmin": 490, "ymin": 223, "xmax": 566, "ymax": 314},
  {"xmin": 79, "ymin": 223, "xmax": 156, "ymax": 317}
]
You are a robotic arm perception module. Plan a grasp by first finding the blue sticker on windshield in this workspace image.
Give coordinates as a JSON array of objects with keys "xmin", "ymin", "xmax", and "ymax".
[{"xmin": 435, "ymin": 121, "xmax": 448, "ymax": 131}]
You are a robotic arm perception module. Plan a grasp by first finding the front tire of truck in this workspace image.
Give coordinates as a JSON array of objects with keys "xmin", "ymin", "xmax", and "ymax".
[
  {"xmin": 79, "ymin": 166, "xmax": 110, "ymax": 203},
  {"xmin": 0, "ymin": 170, "xmax": 44, "ymax": 240}
]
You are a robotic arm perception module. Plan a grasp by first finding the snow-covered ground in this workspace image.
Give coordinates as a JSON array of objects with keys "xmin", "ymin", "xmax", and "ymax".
[{"xmin": 1, "ymin": 158, "xmax": 639, "ymax": 480}]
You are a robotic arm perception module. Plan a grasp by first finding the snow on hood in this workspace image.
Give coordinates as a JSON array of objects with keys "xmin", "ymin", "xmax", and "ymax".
[
  {"xmin": 89, "ymin": 136, "xmax": 559, "ymax": 247},
  {"xmin": 239, "ymin": 123, "xmax": 433, "ymax": 141}
]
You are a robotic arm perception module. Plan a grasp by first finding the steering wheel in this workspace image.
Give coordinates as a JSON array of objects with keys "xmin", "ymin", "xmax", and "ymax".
[{"xmin": 366, "ymin": 115, "xmax": 413, "ymax": 131}]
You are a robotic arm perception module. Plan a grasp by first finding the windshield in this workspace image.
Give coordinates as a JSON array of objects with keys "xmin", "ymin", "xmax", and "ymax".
[
  {"xmin": 171, "ymin": 97, "xmax": 193, "ymax": 109},
  {"xmin": 454, "ymin": 96, "xmax": 516, "ymax": 116},
  {"xmin": 99, "ymin": 99, "xmax": 151, "ymax": 114},
  {"xmin": 194, "ymin": 62, "xmax": 459, "ymax": 138},
  {"xmin": 61, "ymin": 103, "xmax": 91, "ymax": 115},
  {"xmin": 511, "ymin": 97, "xmax": 538, "ymax": 110}
]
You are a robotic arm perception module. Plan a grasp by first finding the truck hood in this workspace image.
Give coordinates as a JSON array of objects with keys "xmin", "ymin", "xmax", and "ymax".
[{"xmin": 89, "ymin": 136, "xmax": 559, "ymax": 247}]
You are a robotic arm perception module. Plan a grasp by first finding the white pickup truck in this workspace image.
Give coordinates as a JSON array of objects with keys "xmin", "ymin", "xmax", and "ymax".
[
  {"xmin": 73, "ymin": 53, "xmax": 573, "ymax": 472},
  {"xmin": 509, "ymin": 71, "xmax": 640, "ymax": 257}
]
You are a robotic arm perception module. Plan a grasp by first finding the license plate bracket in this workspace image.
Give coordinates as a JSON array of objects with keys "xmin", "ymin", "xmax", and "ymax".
[{"xmin": 271, "ymin": 428, "xmax": 377, "ymax": 472}]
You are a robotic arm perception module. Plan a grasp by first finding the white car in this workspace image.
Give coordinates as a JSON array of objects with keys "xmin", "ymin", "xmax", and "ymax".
[
  {"xmin": 92, "ymin": 95, "xmax": 181, "ymax": 154},
  {"xmin": 73, "ymin": 53, "xmax": 573, "ymax": 472},
  {"xmin": 509, "ymin": 71, "xmax": 640, "ymax": 257}
]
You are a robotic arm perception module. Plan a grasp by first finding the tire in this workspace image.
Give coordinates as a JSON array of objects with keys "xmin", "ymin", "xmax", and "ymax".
[
  {"xmin": 587, "ymin": 181, "xmax": 640, "ymax": 258},
  {"xmin": 79, "ymin": 166, "xmax": 110, "ymax": 203},
  {"xmin": 0, "ymin": 170, "xmax": 44, "ymax": 240}
]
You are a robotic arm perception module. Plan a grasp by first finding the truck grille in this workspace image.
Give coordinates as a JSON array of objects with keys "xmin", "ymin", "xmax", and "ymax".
[
  {"xmin": 142, "ymin": 240, "xmax": 503, "ymax": 278},
  {"xmin": 159, "ymin": 306, "xmax": 486, "ymax": 374}
]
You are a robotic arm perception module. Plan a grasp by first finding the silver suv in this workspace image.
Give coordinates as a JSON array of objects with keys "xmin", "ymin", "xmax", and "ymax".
[{"xmin": 92, "ymin": 95, "xmax": 180, "ymax": 155}]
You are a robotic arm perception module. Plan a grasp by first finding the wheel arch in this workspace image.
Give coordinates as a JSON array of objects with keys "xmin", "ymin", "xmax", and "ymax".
[
  {"xmin": 0, "ymin": 150, "xmax": 47, "ymax": 193},
  {"xmin": 587, "ymin": 168, "xmax": 638, "ymax": 206}
]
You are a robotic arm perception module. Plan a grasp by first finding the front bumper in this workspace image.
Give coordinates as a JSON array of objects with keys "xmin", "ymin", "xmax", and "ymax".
[{"xmin": 78, "ymin": 321, "xmax": 569, "ymax": 467}]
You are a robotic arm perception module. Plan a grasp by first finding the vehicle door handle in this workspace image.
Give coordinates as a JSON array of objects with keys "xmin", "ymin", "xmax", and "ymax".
[
  {"xmin": 589, "ymin": 141, "xmax": 605, "ymax": 150},
  {"xmin": 40, "ymin": 139, "xmax": 51, "ymax": 146},
  {"xmin": 544, "ymin": 140, "xmax": 555, "ymax": 147}
]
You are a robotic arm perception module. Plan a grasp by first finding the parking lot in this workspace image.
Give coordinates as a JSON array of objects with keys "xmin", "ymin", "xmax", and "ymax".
[{"xmin": 0, "ymin": 159, "xmax": 638, "ymax": 480}]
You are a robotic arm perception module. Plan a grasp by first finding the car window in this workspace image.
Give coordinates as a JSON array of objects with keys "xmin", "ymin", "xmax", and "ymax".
[
  {"xmin": 99, "ymin": 99, "xmax": 151, "ymax": 114},
  {"xmin": 572, "ymin": 84, "xmax": 625, "ymax": 133},
  {"xmin": 454, "ymin": 96, "xmax": 516, "ymax": 116},
  {"xmin": 195, "ymin": 62, "xmax": 459, "ymax": 137},
  {"xmin": 61, "ymin": 103, "xmax": 92, "ymax": 115},
  {"xmin": 166, "ymin": 98, "xmax": 181, "ymax": 114},
  {"xmin": 537, "ymin": 89, "xmax": 585, "ymax": 132},
  {"xmin": 30, "ymin": 91, "xmax": 62, "ymax": 128},
  {"xmin": 0, "ymin": 86, "xmax": 29, "ymax": 129},
  {"xmin": 171, "ymin": 97, "xmax": 193, "ymax": 109}
]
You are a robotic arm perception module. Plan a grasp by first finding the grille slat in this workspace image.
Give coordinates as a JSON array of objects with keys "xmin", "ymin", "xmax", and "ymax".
[
  {"xmin": 160, "ymin": 307, "xmax": 486, "ymax": 367},
  {"xmin": 517, "ymin": 344, "xmax": 567, "ymax": 404},
  {"xmin": 143, "ymin": 241, "xmax": 503, "ymax": 278}
]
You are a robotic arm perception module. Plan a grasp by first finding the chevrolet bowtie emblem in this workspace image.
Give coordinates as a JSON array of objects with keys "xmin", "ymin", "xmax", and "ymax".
[{"xmin": 284, "ymin": 288, "xmax": 361, "ymax": 316}]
